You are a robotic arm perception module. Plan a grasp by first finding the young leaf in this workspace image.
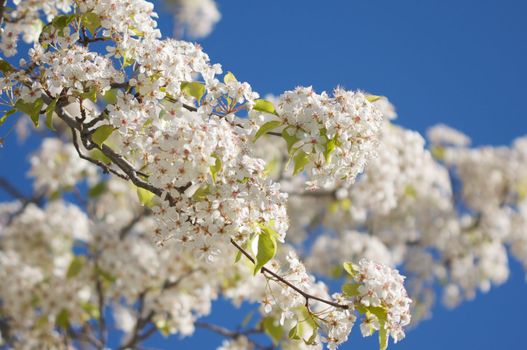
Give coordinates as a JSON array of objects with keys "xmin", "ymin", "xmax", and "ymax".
[
  {"xmin": 379, "ymin": 324, "xmax": 388, "ymax": 350},
  {"xmin": 210, "ymin": 154, "xmax": 222, "ymax": 183},
  {"xmin": 224, "ymin": 71, "xmax": 237, "ymax": 84},
  {"xmin": 16, "ymin": 98, "xmax": 44, "ymax": 127},
  {"xmin": 92, "ymin": 125, "xmax": 115, "ymax": 147},
  {"xmin": 293, "ymin": 150, "xmax": 309, "ymax": 176},
  {"xmin": 192, "ymin": 185, "xmax": 211, "ymax": 201},
  {"xmin": 80, "ymin": 302, "xmax": 100, "ymax": 320},
  {"xmin": 253, "ymin": 99, "xmax": 278, "ymax": 116},
  {"xmin": 136, "ymin": 187, "xmax": 155, "ymax": 207},
  {"xmin": 82, "ymin": 12, "xmax": 101, "ymax": 34},
  {"xmin": 366, "ymin": 95, "xmax": 383, "ymax": 103},
  {"xmin": 0, "ymin": 109, "xmax": 17, "ymax": 127},
  {"xmin": 88, "ymin": 182, "xmax": 107, "ymax": 198},
  {"xmin": 234, "ymin": 249, "xmax": 242, "ymax": 263},
  {"xmin": 45, "ymin": 99, "xmax": 57, "ymax": 130},
  {"xmin": 81, "ymin": 87, "xmax": 97, "ymax": 103},
  {"xmin": 89, "ymin": 149, "xmax": 112, "ymax": 165},
  {"xmin": 66, "ymin": 256, "xmax": 85, "ymax": 279},
  {"xmin": 253, "ymin": 228, "xmax": 277, "ymax": 275},
  {"xmin": 368, "ymin": 307, "xmax": 389, "ymax": 350},
  {"xmin": 155, "ymin": 319, "xmax": 171, "ymax": 337},
  {"xmin": 282, "ymin": 128, "xmax": 301, "ymax": 153},
  {"xmin": 181, "ymin": 81, "xmax": 206, "ymax": 103},
  {"xmin": 343, "ymin": 262, "xmax": 358, "ymax": 277},
  {"xmin": 342, "ymin": 283, "xmax": 361, "ymax": 297},
  {"xmin": 0, "ymin": 59, "xmax": 14, "ymax": 74},
  {"xmin": 55, "ymin": 309, "xmax": 70, "ymax": 329},
  {"xmin": 262, "ymin": 317, "xmax": 283, "ymax": 345},
  {"xmin": 324, "ymin": 138, "xmax": 336, "ymax": 163},
  {"xmin": 288, "ymin": 324, "xmax": 301, "ymax": 340},
  {"xmin": 254, "ymin": 120, "xmax": 282, "ymax": 141},
  {"xmin": 95, "ymin": 267, "xmax": 117, "ymax": 284},
  {"xmin": 103, "ymin": 88, "xmax": 118, "ymax": 104}
]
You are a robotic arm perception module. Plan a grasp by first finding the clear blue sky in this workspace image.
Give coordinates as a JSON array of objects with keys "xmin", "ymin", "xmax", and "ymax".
[{"xmin": 1, "ymin": 0, "xmax": 526, "ymax": 349}]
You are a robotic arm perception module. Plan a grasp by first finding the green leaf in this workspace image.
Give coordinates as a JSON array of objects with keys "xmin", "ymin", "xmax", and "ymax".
[
  {"xmin": 342, "ymin": 283, "xmax": 361, "ymax": 297},
  {"xmin": 88, "ymin": 182, "xmax": 107, "ymax": 198},
  {"xmin": 92, "ymin": 125, "xmax": 115, "ymax": 147},
  {"xmin": 282, "ymin": 128, "xmax": 301, "ymax": 153},
  {"xmin": 343, "ymin": 262, "xmax": 358, "ymax": 278},
  {"xmin": 224, "ymin": 71, "xmax": 237, "ymax": 84},
  {"xmin": 192, "ymin": 185, "xmax": 210, "ymax": 201},
  {"xmin": 293, "ymin": 150, "xmax": 309, "ymax": 176},
  {"xmin": 52, "ymin": 15, "xmax": 70, "ymax": 30},
  {"xmin": 155, "ymin": 319, "xmax": 171, "ymax": 337},
  {"xmin": 298, "ymin": 305, "xmax": 319, "ymax": 345},
  {"xmin": 55, "ymin": 309, "xmax": 70, "ymax": 329},
  {"xmin": 379, "ymin": 324, "xmax": 388, "ymax": 350},
  {"xmin": 305, "ymin": 330, "xmax": 318, "ymax": 345},
  {"xmin": 45, "ymin": 99, "xmax": 57, "ymax": 130},
  {"xmin": 181, "ymin": 81, "xmax": 206, "ymax": 103},
  {"xmin": 122, "ymin": 51, "xmax": 134, "ymax": 68},
  {"xmin": 136, "ymin": 187, "xmax": 155, "ymax": 207},
  {"xmin": 253, "ymin": 99, "xmax": 278, "ymax": 116},
  {"xmin": 96, "ymin": 267, "xmax": 117, "ymax": 284},
  {"xmin": 241, "ymin": 310, "xmax": 255, "ymax": 328},
  {"xmin": 366, "ymin": 95, "xmax": 383, "ymax": 103},
  {"xmin": 234, "ymin": 249, "xmax": 242, "ymax": 263},
  {"xmin": 253, "ymin": 227, "xmax": 277, "ymax": 275},
  {"xmin": 0, "ymin": 109, "xmax": 17, "ymax": 127},
  {"xmin": 81, "ymin": 302, "xmax": 100, "ymax": 320},
  {"xmin": 89, "ymin": 149, "xmax": 112, "ymax": 165},
  {"xmin": 16, "ymin": 98, "xmax": 44, "ymax": 127},
  {"xmin": 82, "ymin": 12, "xmax": 101, "ymax": 34},
  {"xmin": 103, "ymin": 88, "xmax": 118, "ymax": 105},
  {"xmin": 262, "ymin": 317, "xmax": 283, "ymax": 345},
  {"xmin": 254, "ymin": 120, "xmax": 282, "ymax": 141},
  {"xmin": 430, "ymin": 145, "xmax": 445, "ymax": 160},
  {"xmin": 324, "ymin": 138, "xmax": 337, "ymax": 163},
  {"xmin": 0, "ymin": 59, "xmax": 14, "ymax": 74},
  {"xmin": 66, "ymin": 256, "xmax": 85, "ymax": 279},
  {"xmin": 404, "ymin": 185, "xmax": 417, "ymax": 198},
  {"xmin": 81, "ymin": 87, "xmax": 97, "ymax": 103},
  {"xmin": 210, "ymin": 154, "xmax": 222, "ymax": 183},
  {"xmin": 368, "ymin": 307, "xmax": 389, "ymax": 350},
  {"xmin": 288, "ymin": 324, "xmax": 301, "ymax": 340}
]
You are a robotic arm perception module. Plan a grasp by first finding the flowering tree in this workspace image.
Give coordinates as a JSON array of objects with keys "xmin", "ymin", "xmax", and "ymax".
[{"xmin": 0, "ymin": 1, "xmax": 526, "ymax": 349}]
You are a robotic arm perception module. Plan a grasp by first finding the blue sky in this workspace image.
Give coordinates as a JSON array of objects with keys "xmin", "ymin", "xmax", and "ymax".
[
  {"xmin": 1, "ymin": 0, "xmax": 526, "ymax": 349},
  {"xmin": 158, "ymin": 1, "xmax": 527, "ymax": 349}
]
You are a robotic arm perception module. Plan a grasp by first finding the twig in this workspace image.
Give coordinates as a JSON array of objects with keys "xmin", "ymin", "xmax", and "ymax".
[
  {"xmin": 0, "ymin": 177, "xmax": 26, "ymax": 200},
  {"xmin": 230, "ymin": 239, "xmax": 349, "ymax": 310},
  {"xmin": 0, "ymin": 0, "xmax": 7, "ymax": 28},
  {"xmin": 196, "ymin": 321, "xmax": 271, "ymax": 350},
  {"xmin": 119, "ymin": 208, "xmax": 148, "ymax": 239}
]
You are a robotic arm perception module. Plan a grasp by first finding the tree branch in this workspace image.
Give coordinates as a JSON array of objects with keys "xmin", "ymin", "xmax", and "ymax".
[
  {"xmin": 0, "ymin": 177, "xmax": 26, "ymax": 200},
  {"xmin": 230, "ymin": 239, "xmax": 349, "ymax": 310},
  {"xmin": 0, "ymin": 0, "xmax": 7, "ymax": 28},
  {"xmin": 196, "ymin": 321, "xmax": 271, "ymax": 350}
]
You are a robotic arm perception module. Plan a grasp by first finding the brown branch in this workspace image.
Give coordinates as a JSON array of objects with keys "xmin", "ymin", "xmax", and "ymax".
[
  {"xmin": 0, "ymin": 177, "xmax": 27, "ymax": 200},
  {"xmin": 70, "ymin": 127, "xmax": 129, "ymax": 180},
  {"xmin": 196, "ymin": 321, "xmax": 271, "ymax": 350},
  {"xmin": 45, "ymin": 94, "xmax": 180, "ymax": 205},
  {"xmin": 119, "ymin": 208, "xmax": 148, "ymax": 239},
  {"xmin": 94, "ymin": 263, "xmax": 107, "ymax": 348},
  {"xmin": 0, "ymin": 0, "xmax": 7, "ymax": 28},
  {"xmin": 230, "ymin": 239, "xmax": 349, "ymax": 310}
]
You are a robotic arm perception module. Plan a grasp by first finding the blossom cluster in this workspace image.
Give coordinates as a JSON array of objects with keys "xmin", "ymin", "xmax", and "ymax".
[
  {"xmin": 167, "ymin": 0, "xmax": 221, "ymax": 39},
  {"xmin": 346, "ymin": 260, "xmax": 412, "ymax": 343},
  {"xmin": 29, "ymin": 138, "xmax": 97, "ymax": 195},
  {"xmin": 250, "ymin": 86, "xmax": 383, "ymax": 188}
]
